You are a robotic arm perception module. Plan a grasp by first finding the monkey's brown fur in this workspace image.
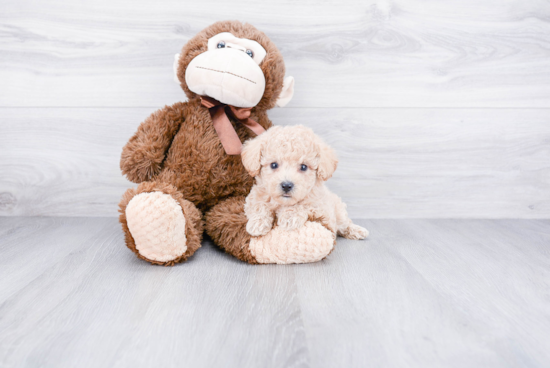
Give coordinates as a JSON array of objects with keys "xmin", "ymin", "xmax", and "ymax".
[{"xmin": 119, "ymin": 21, "xmax": 286, "ymax": 265}]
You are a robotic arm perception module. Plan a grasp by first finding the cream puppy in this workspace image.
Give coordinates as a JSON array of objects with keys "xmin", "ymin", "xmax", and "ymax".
[{"xmin": 242, "ymin": 125, "xmax": 368, "ymax": 240}]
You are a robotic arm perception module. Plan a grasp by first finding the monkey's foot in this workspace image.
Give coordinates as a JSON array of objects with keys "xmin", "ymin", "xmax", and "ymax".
[
  {"xmin": 249, "ymin": 221, "xmax": 335, "ymax": 264},
  {"xmin": 125, "ymin": 192, "xmax": 188, "ymax": 263}
]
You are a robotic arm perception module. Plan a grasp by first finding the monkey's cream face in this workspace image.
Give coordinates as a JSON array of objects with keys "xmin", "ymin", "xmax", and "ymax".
[
  {"xmin": 256, "ymin": 135, "xmax": 321, "ymax": 206},
  {"xmin": 185, "ymin": 32, "xmax": 267, "ymax": 107}
]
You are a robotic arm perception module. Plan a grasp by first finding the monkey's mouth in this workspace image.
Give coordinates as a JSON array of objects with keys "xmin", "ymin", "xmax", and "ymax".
[
  {"xmin": 195, "ymin": 66, "xmax": 257, "ymax": 84},
  {"xmin": 186, "ymin": 48, "xmax": 266, "ymax": 108}
]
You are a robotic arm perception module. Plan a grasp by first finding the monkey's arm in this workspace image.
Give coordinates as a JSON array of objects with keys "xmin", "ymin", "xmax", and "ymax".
[{"xmin": 120, "ymin": 103, "xmax": 186, "ymax": 183}]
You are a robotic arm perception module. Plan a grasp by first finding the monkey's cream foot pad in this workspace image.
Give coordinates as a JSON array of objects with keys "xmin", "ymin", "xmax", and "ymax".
[
  {"xmin": 125, "ymin": 192, "xmax": 187, "ymax": 262},
  {"xmin": 249, "ymin": 222, "xmax": 334, "ymax": 264}
]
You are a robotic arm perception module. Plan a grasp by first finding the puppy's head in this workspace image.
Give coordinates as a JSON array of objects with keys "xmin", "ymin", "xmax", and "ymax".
[{"xmin": 241, "ymin": 125, "xmax": 338, "ymax": 205}]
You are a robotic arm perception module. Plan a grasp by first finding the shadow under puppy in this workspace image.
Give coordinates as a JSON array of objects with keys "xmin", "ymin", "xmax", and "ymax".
[{"xmin": 242, "ymin": 125, "xmax": 369, "ymax": 244}]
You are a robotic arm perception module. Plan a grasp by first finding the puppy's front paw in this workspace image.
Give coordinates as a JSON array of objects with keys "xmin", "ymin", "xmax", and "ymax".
[
  {"xmin": 246, "ymin": 218, "xmax": 272, "ymax": 237},
  {"xmin": 277, "ymin": 212, "xmax": 308, "ymax": 231},
  {"xmin": 342, "ymin": 224, "xmax": 369, "ymax": 240}
]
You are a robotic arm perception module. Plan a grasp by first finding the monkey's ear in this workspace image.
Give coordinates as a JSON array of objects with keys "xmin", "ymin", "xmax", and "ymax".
[
  {"xmin": 241, "ymin": 134, "xmax": 267, "ymax": 177},
  {"xmin": 275, "ymin": 76, "xmax": 295, "ymax": 107},
  {"xmin": 317, "ymin": 140, "xmax": 338, "ymax": 181},
  {"xmin": 173, "ymin": 53, "xmax": 181, "ymax": 83}
]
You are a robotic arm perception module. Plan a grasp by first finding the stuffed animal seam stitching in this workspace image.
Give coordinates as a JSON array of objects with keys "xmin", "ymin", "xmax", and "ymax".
[{"xmin": 195, "ymin": 66, "xmax": 257, "ymax": 84}]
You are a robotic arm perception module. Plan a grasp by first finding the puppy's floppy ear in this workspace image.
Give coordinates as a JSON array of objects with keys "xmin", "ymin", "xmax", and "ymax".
[
  {"xmin": 317, "ymin": 139, "xmax": 338, "ymax": 181},
  {"xmin": 241, "ymin": 133, "xmax": 268, "ymax": 177}
]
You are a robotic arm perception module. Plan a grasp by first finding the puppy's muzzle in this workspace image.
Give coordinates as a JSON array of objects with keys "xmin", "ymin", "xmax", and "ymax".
[{"xmin": 281, "ymin": 181, "xmax": 294, "ymax": 193}]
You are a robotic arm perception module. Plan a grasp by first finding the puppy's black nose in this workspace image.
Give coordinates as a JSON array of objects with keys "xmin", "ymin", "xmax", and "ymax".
[{"xmin": 281, "ymin": 182, "xmax": 294, "ymax": 193}]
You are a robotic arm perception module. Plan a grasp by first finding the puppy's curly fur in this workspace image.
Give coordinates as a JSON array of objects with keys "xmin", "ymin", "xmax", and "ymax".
[{"xmin": 242, "ymin": 125, "xmax": 369, "ymax": 240}]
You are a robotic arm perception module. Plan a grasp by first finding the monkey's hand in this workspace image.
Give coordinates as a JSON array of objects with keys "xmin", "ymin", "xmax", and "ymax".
[
  {"xmin": 276, "ymin": 206, "xmax": 308, "ymax": 231},
  {"xmin": 120, "ymin": 104, "xmax": 185, "ymax": 183}
]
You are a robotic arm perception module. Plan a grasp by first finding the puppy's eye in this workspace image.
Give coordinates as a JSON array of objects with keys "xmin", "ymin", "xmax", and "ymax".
[
  {"xmin": 300, "ymin": 164, "xmax": 308, "ymax": 171},
  {"xmin": 246, "ymin": 49, "xmax": 254, "ymax": 58},
  {"xmin": 270, "ymin": 162, "xmax": 278, "ymax": 169},
  {"xmin": 217, "ymin": 41, "xmax": 226, "ymax": 48}
]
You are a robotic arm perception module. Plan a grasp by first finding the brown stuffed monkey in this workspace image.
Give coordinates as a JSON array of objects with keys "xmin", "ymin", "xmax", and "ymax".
[{"xmin": 119, "ymin": 21, "xmax": 335, "ymax": 265}]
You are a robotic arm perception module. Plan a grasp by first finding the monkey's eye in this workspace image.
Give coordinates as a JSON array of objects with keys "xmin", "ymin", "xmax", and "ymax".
[
  {"xmin": 270, "ymin": 162, "xmax": 278, "ymax": 169},
  {"xmin": 300, "ymin": 164, "xmax": 308, "ymax": 171},
  {"xmin": 217, "ymin": 41, "xmax": 226, "ymax": 48},
  {"xmin": 246, "ymin": 49, "xmax": 254, "ymax": 58}
]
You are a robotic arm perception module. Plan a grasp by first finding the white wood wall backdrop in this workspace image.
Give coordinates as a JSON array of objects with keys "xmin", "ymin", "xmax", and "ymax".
[
  {"xmin": 1, "ymin": 0, "xmax": 549, "ymax": 217},
  {"xmin": 2, "ymin": 0, "xmax": 550, "ymax": 108},
  {"xmin": 1, "ymin": 108, "xmax": 548, "ymax": 217}
]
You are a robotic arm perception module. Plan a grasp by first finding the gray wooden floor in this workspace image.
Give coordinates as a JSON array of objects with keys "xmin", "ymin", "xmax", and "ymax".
[{"xmin": 1, "ymin": 217, "xmax": 549, "ymax": 368}]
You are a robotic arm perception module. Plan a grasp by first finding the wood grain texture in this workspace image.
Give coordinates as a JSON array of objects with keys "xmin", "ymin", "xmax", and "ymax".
[
  {"xmin": 0, "ymin": 217, "xmax": 309, "ymax": 368},
  {"xmin": 0, "ymin": 217, "xmax": 549, "ymax": 367},
  {"xmin": 1, "ymin": 107, "xmax": 548, "ymax": 218},
  {"xmin": 1, "ymin": 0, "xmax": 549, "ymax": 217},
  {"xmin": 1, "ymin": 0, "xmax": 550, "ymax": 108},
  {"xmin": 295, "ymin": 218, "xmax": 550, "ymax": 368}
]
